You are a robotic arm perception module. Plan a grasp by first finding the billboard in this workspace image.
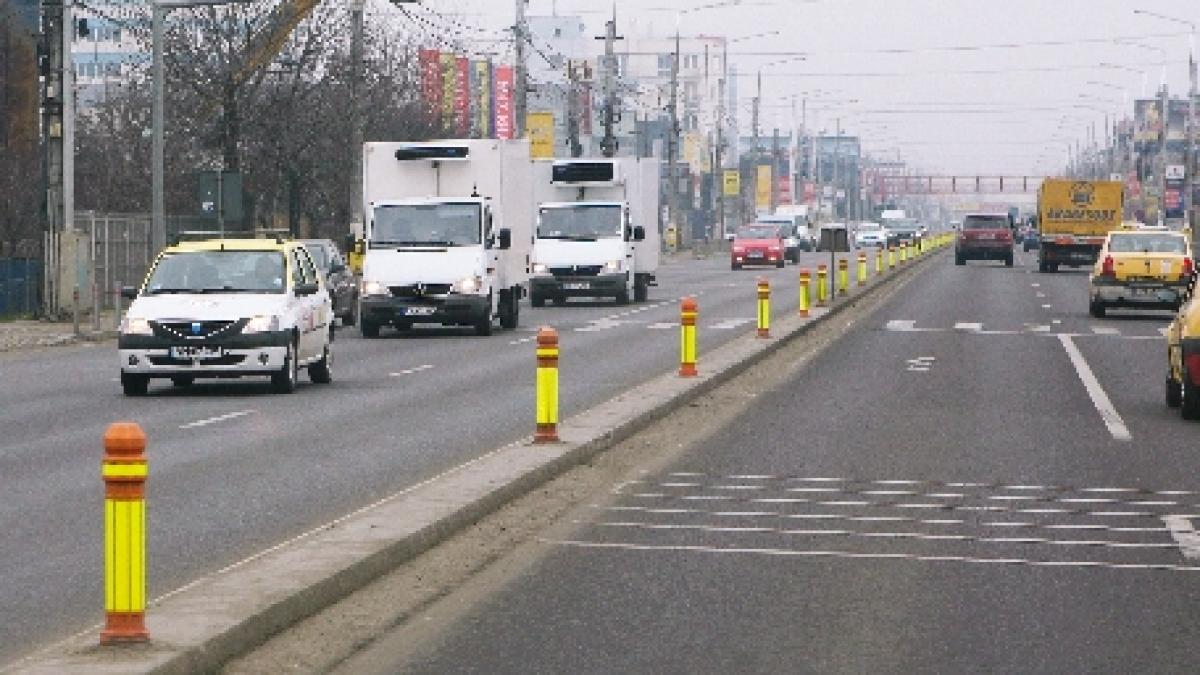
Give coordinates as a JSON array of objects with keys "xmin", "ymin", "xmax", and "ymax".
[
  {"xmin": 723, "ymin": 170, "xmax": 740, "ymax": 196},
  {"xmin": 1134, "ymin": 99, "xmax": 1163, "ymax": 149},
  {"xmin": 493, "ymin": 66, "xmax": 514, "ymax": 140},
  {"xmin": 755, "ymin": 165, "xmax": 772, "ymax": 210},
  {"xmin": 440, "ymin": 52, "xmax": 456, "ymax": 131},
  {"xmin": 454, "ymin": 57, "xmax": 471, "ymax": 137},
  {"xmin": 418, "ymin": 49, "xmax": 442, "ymax": 126},
  {"xmin": 474, "ymin": 60, "xmax": 492, "ymax": 138},
  {"xmin": 527, "ymin": 111, "xmax": 555, "ymax": 159}
]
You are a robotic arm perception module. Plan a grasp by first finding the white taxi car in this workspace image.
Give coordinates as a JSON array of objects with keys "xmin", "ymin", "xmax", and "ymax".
[{"xmin": 118, "ymin": 238, "xmax": 333, "ymax": 396}]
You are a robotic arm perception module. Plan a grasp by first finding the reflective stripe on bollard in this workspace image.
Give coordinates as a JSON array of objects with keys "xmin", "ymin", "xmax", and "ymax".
[{"xmin": 757, "ymin": 278, "xmax": 770, "ymax": 339}]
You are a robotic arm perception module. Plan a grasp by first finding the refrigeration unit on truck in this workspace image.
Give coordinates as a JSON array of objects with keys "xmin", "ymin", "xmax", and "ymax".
[
  {"xmin": 1036, "ymin": 178, "xmax": 1124, "ymax": 273},
  {"xmin": 358, "ymin": 139, "xmax": 533, "ymax": 337},
  {"xmin": 529, "ymin": 158, "xmax": 661, "ymax": 306}
]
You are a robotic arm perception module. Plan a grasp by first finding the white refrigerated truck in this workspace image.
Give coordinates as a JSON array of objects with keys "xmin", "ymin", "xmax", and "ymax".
[
  {"xmin": 358, "ymin": 139, "xmax": 532, "ymax": 337},
  {"xmin": 529, "ymin": 158, "xmax": 660, "ymax": 306}
]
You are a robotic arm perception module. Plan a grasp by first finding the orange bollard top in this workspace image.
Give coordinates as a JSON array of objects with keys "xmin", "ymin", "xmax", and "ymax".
[
  {"xmin": 103, "ymin": 422, "xmax": 147, "ymax": 498},
  {"xmin": 817, "ymin": 264, "xmax": 828, "ymax": 272},
  {"xmin": 536, "ymin": 326, "xmax": 560, "ymax": 365},
  {"xmin": 858, "ymin": 252, "xmax": 867, "ymax": 261},
  {"xmin": 838, "ymin": 258, "xmax": 848, "ymax": 268},
  {"xmin": 536, "ymin": 325, "xmax": 559, "ymax": 347},
  {"xmin": 799, "ymin": 268, "xmax": 811, "ymax": 279},
  {"xmin": 681, "ymin": 296, "xmax": 698, "ymax": 313},
  {"xmin": 104, "ymin": 422, "xmax": 146, "ymax": 462}
]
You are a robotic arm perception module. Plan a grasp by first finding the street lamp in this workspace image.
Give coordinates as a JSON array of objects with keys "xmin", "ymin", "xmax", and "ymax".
[{"xmin": 151, "ymin": 0, "xmax": 256, "ymax": 255}]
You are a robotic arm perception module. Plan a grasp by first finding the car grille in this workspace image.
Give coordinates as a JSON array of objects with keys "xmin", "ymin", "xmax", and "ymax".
[
  {"xmin": 152, "ymin": 320, "xmax": 245, "ymax": 340},
  {"xmin": 549, "ymin": 265, "xmax": 603, "ymax": 277},
  {"xmin": 390, "ymin": 284, "xmax": 451, "ymax": 298}
]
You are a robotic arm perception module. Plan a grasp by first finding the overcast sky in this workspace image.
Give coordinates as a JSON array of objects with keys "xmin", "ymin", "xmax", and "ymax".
[{"xmin": 414, "ymin": 0, "xmax": 1197, "ymax": 176}]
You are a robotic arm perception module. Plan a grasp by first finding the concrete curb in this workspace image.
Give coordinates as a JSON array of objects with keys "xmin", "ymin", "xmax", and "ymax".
[{"xmin": 9, "ymin": 249, "xmax": 946, "ymax": 674}]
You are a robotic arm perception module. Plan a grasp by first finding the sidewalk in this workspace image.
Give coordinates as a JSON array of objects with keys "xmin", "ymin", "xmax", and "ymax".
[{"xmin": 0, "ymin": 317, "xmax": 116, "ymax": 353}]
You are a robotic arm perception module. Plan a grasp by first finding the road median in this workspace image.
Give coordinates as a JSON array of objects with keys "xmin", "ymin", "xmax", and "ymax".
[{"xmin": 8, "ymin": 247, "xmax": 946, "ymax": 675}]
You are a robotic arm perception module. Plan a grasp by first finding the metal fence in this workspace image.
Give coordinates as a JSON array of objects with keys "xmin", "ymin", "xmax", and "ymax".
[
  {"xmin": 76, "ymin": 212, "xmax": 154, "ymax": 312},
  {"xmin": 0, "ymin": 258, "xmax": 42, "ymax": 319}
]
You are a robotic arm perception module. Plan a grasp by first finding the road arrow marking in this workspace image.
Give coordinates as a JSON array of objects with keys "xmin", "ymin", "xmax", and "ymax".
[{"xmin": 1163, "ymin": 515, "xmax": 1200, "ymax": 558}]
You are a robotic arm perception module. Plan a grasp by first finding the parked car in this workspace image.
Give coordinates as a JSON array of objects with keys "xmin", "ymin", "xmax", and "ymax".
[
  {"xmin": 300, "ymin": 238, "xmax": 357, "ymax": 327},
  {"xmin": 117, "ymin": 238, "xmax": 334, "ymax": 396},
  {"xmin": 731, "ymin": 224, "xmax": 785, "ymax": 269},
  {"xmin": 954, "ymin": 213, "xmax": 1014, "ymax": 266},
  {"xmin": 1089, "ymin": 230, "xmax": 1192, "ymax": 318}
]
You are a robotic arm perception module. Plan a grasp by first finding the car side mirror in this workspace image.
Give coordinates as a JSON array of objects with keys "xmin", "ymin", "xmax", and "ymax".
[
  {"xmin": 121, "ymin": 286, "xmax": 138, "ymax": 300},
  {"xmin": 295, "ymin": 283, "xmax": 320, "ymax": 296},
  {"xmin": 329, "ymin": 262, "xmax": 346, "ymax": 274},
  {"xmin": 498, "ymin": 228, "xmax": 512, "ymax": 250},
  {"xmin": 633, "ymin": 226, "xmax": 646, "ymax": 242}
]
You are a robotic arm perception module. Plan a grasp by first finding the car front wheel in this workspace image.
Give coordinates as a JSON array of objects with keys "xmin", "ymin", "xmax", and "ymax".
[
  {"xmin": 309, "ymin": 344, "xmax": 332, "ymax": 384},
  {"xmin": 271, "ymin": 339, "xmax": 299, "ymax": 394}
]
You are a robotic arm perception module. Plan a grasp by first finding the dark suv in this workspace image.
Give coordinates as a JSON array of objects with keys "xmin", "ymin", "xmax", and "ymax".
[
  {"xmin": 955, "ymin": 214, "xmax": 1014, "ymax": 267},
  {"xmin": 300, "ymin": 239, "xmax": 358, "ymax": 326}
]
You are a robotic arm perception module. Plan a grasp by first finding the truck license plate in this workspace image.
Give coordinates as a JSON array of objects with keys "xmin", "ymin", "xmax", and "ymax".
[
  {"xmin": 564, "ymin": 282, "xmax": 589, "ymax": 290},
  {"xmin": 405, "ymin": 306, "xmax": 436, "ymax": 316},
  {"xmin": 170, "ymin": 345, "xmax": 223, "ymax": 360}
]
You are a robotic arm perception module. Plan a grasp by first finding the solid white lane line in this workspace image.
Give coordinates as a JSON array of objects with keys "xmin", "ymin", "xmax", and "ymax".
[
  {"xmin": 1058, "ymin": 334, "xmax": 1132, "ymax": 441},
  {"xmin": 954, "ymin": 322, "xmax": 983, "ymax": 331},
  {"xmin": 180, "ymin": 410, "xmax": 256, "ymax": 430}
]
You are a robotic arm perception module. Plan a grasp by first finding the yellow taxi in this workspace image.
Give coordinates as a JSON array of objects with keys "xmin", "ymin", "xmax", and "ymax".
[
  {"xmin": 1087, "ymin": 230, "xmax": 1192, "ymax": 318},
  {"xmin": 1167, "ymin": 275, "xmax": 1200, "ymax": 418}
]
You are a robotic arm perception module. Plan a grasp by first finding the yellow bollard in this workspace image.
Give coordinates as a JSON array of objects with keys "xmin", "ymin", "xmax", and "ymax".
[
  {"xmin": 817, "ymin": 264, "xmax": 829, "ymax": 306},
  {"xmin": 798, "ymin": 268, "xmax": 811, "ymax": 318},
  {"xmin": 757, "ymin": 278, "xmax": 771, "ymax": 338},
  {"xmin": 900, "ymin": 242, "xmax": 908, "ymax": 263},
  {"xmin": 857, "ymin": 252, "xmax": 868, "ymax": 286},
  {"xmin": 101, "ymin": 422, "xmax": 149, "ymax": 645},
  {"xmin": 535, "ymin": 327, "xmax": 560, "ymax": 443},
  {"xmin": 838, "ymin": 258, "xmax": 849, "ymax": 294},
  {"xmin": 680, "ymin": 297, "xmax": 699, "ymax": 377},
  {"xmin": 888, "ymin": 246, "xmax": 896, "ymax": 270},
  {"xmin": 876, "ymin": 249, "xmax": 884, "ymax": 275}
]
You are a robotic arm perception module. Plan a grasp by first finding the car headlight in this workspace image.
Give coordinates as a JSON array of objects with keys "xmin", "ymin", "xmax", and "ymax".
[
  {"xmin": 532, "ymin": 262, "xmax": 549, "ymax": 275},
  {"xmin": 361, "ymin": 280, "xmax": 387, "ymax": 297},
  {"xmin": 244, "ymin": 315, "xmax": 281, "ymax": 334},
  {"xmin": 603, "ymin": 259, "xmax": 623, "ymax": 273},
  {"xmin": 119, "ymin": 316, "xmax": 152, "ymax": 336},
  {"xmin": 452, "ymin": 275, "xmax": 482, "ymax": 294}
]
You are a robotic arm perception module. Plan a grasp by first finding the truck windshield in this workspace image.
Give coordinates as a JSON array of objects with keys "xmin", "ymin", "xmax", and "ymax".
[
  {"xmin": 144, "ymin": 250, "xmax": 286, "ymax": 294},
  {"xmin": 372, "ymin": 203, "xmax": 482, "ymax": 247},
  {"xmin": 538, "ymin": 205, "xmax": 622, "ymax": 240}
]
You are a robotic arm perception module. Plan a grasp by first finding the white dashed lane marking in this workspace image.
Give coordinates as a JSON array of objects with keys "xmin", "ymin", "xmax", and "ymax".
[
  {"xmin": 389, "ymin": 364, "xmax": 435, "ymax": 377},
  {"xmin": 180, "ymin": 409, "xmax": 256, "ymax": 430}
]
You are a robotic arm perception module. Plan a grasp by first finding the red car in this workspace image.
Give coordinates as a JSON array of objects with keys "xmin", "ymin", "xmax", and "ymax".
[
  {"xmin": 955, "ymin": 213, "xmax": 1014, "ymax": 267},
  {"xmin": 731, "ymin": 224, "xmax": 785, "ymax": 270}
]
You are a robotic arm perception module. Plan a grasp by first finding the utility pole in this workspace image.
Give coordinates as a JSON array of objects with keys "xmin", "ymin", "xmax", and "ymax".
[
  {"xmin": 770, "ymin": 127, "xmax": 779, "ymax": 211},
  {"xmin": 596, "ymin": 8, "xmax": 622, "ymax": 158},
  {"xmin": 40, "ymin": 0, "xmax": 74, "ymax": 315},
  {"xmin": 667, "ymin": 27, "xmax": 680, "ymax": 249},
  {"xmin": 1160, "ymin": 83, "xmax": 1169, "ymax": 226},
  {"xmin": 715, "ymin": 40, "xmax": 727, "ymax": 240},
  {"xmin": 565, "ymin": 60, "xmax": 582, "ymax": 157},
  {"xmin": 1189, "ymin": 43, "xmax": 1197, "ymax": 242},
  {"xmin": 513, "ymin": 0, "xmax": 528, "ymax": 138},
  {"xmin": 349, "ymin": 0, "xmax": 364, "ymax": 232}
]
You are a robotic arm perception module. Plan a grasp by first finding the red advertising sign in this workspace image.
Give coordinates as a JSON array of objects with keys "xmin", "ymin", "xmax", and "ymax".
[
  {"xmin": 803, "ymin": 182, "xmax": 816, "ymax": 204},
  {"xmin": 493, "ymin": 65, "xmax": 514, "ymax": 140},
  {"xmin": 418, "ymin": 49, "xmax": 442, "ymax": 125},
  {"xmin": 777, "ymin": 176, "xmax": 792, "ymax": 205}
]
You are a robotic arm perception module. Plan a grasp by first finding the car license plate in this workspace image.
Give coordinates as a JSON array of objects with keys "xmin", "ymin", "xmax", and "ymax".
[
  {"xmin": 405, "ymin": 306, "xmax": 436, "ymax": 316},
  {"xmin": 564, "ymin": 282, "xmax": 589, "ymax": 290},
  {"xmin": 748, "ymin": 251, "xmax": 764, "ymax": 258},
  {"xmin": 170, "ymin": 345, "xmax": 223, "ymax": 360}
]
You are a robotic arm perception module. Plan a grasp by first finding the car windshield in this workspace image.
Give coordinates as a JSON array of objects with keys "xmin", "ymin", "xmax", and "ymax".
[
  {"xmin": 372, "ymin": 203, "xmax": 482, "ymax": 247},
  {"xmin": 1108, "ymin": 234, "xmax": 1187, "ymax": 254},
  {"xmin": 858, "ymin": 224, "xmax": 882, "ymax": 232},
  {"xmin": 144, "ymin": 250, "xmax": 286, "ymax": 294},
  {"xmin": 963, "ymin": 216, "xmax": 1009, "ymax": 230},
  {"xmin": 736, "ymin": 225, "xmax": 779, "ymax": 240},
  {"xmin": 539, "ymin": 205, "xmax": 622, "ymax": 239}
]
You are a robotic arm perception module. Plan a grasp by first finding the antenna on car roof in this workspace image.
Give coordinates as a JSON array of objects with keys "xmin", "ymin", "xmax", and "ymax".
[{"xmin": 471, "ymin": 184, "xmax": 480, "ymax": 198}]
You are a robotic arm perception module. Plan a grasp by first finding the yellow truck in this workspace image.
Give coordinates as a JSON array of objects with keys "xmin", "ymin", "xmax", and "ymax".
[{"xmin": 1036, "ymin": 179, "xmax": 1124, "ymax": 272}]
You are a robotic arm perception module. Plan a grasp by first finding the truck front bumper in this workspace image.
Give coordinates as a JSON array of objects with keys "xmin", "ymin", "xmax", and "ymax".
[
  {"xmin": 361, "ymin": 294, "xmax": 489, "ymax": 326},
  {"xmin": 118, "ymin": 330, "xmax": 292, "ymax": 377},
  {"xmin": 530, "ymin": 273, "xmax": 627, "ymax": 298}
]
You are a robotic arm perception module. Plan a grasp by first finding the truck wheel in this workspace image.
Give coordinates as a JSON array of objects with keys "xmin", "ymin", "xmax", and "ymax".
[
  {"xmin": 1088, "ymin": 300, "xmax": 1106, "ymax": 318},
  {"xmin": 1004, "ymin": 254, "xmax": 1014, "ymax": 267},
  {"xmin": 1167, "ymin": 374, "xmax": 1183, "ymax": 408},
  {"xmin": 360, "ymin": 318, "xmax": 380, "ymax": 338},
  {"xmin": 531, "ymin": 292, "xmax": 546, "ymax": 308},
  {"xmin": 1182, "ymin": 366, "xmax": 1200, "ymax": 420},
  {"xmin": 731, "ymin": 263, "xmax": 742, "ymax": 270},
  {"xmin": 121, "ymin": 373, "xmax": 149, "ymax": 397},
  {"xmin": 271, "ymin": 339, "xmax": 299, "ymax": 394},
  {"xmin": 775, "ymin": 260, "xmax": 785, "ymax": 269},
  {"xmin": 342, "ymin": 300, "xmax": 357, "ymax": 327},
  {"xmin": 309, "ymin": 344, "xmax": 333, "ymax": 384},
  {"xmin": 634, "ymin": 276, "xmax": 649, "ymax": 302},
  {"xmin": 475, "ymin": 309, "xmax": 494, "ymax": 336},
  {"xmin": 499, "ymin": 290, "xmax": 519, "ymax": 330}
]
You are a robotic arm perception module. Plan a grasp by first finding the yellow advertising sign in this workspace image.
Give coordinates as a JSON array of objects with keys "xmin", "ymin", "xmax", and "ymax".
[
  {"xmin": 723, "ymin": 170, "xmax": 741, "ymax": 196},
  {"xmin": 527, "ymin": 112, "xmax": 556, "ymax": 159},
  {"xmin": 756, "ymin": 165, "xmax": 773, "ymax": 210},
  {"xmin": 683, "ymin": 133, "xmax": 710, "ymax": 173}
]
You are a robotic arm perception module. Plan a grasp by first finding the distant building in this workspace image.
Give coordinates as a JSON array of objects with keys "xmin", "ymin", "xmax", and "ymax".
[{"xmin": 72, "ymin": 3, "xmax": 147, "ymax": 108}]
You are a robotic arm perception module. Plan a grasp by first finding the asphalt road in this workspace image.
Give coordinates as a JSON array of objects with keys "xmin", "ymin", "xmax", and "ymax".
[
  {"xmin": 0, "ymin": 250, "xmax": 861, "ymax": 665},
  {"xmin": 376, "ymin": 248, "xmax": 1200, "ymax": 673}
]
